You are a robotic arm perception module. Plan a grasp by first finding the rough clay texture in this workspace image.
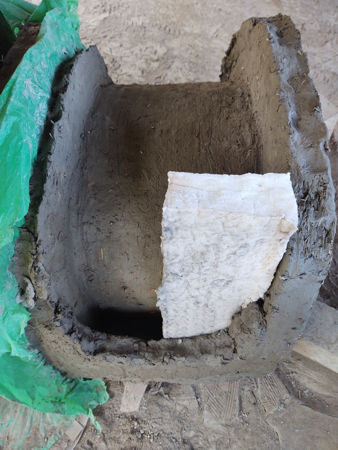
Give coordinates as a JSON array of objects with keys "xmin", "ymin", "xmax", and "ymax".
[
  {"xmin": 49, "ymin": 77, "xmax": 260, "ymax": 318},
  {"xmin": 158, "ymin": 172, "xmax": 298, "ymax": 338},
  {"xmin": 318, "ymin": 133, "xmax": 338, "ymax": 309},
  {"xmin": 221, "ymin": 15, "xmax": 335, "ymax": 363},
  {"xmin": 18, "ymin": 15, "xmax": 335, "ymax": 381}
]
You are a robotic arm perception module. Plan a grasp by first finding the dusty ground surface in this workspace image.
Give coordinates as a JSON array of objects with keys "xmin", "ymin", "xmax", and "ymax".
[
  {"xmin": 53, "ymin": 302, "xmax": 338, "ymax": 449},
  {"xmin": 76, "ymin": 0, "xmax": 338, "ymax": 126},
  {"xmin": 57, "ymin": 376, "xmax": 338, "ymax": 450},
  {"xmin": 49, "ymin": 0, "xmax": 337, "ymax": 448}
]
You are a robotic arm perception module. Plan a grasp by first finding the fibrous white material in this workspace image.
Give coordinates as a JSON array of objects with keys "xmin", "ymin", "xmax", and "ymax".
[{"xmin": 157, "ymin": 172, "xmax": 298, "ymax": 339}]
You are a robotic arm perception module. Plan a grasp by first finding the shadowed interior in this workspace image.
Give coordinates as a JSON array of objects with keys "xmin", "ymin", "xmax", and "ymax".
[{"xmin": 40, "ymin": 81, "xmax": 262, "ymax": 338}]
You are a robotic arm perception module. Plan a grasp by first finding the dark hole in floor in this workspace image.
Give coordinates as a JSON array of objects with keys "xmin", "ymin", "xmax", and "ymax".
[{"xmin": 84, "ymin": 306, "xmax": 163, "ymax": 340}]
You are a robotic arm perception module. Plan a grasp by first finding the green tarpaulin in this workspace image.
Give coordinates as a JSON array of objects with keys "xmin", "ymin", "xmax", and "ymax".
[{"xmin": 0, "ymin": 0, "xmax": 108, "ymax": 432}]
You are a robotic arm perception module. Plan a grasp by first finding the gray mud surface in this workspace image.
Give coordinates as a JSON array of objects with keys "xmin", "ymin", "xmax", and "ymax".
[
  {"xmin": 15, "ymin": 15, "xmax": 335, "ymax": 382},
  {"xmin": 318, "ymin": 133, "xmax": 338, "ymax": 309},
  {"xmin": 61, "ymin": 81, "xmax": 260, "ymax": 322}
]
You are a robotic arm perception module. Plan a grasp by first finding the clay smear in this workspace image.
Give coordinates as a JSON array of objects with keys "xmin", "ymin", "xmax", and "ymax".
[{"xmin": 157, "ymin": 172, "xmax": 298, "ymax": 338}]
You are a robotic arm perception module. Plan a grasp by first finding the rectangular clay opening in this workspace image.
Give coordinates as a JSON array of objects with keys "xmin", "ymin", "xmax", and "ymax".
[{"xmin": 67, "ymin": 81, "xmax": 263, "ymax": 338}]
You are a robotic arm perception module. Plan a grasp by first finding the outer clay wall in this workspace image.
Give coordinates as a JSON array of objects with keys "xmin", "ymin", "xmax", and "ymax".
[
  {"xmin": 221, "ymin": 15, "xmax": 335, "ymax": 362},
  {"xmin": 20, "ymin": 15, "xmax": 335, "ymax": 381}
]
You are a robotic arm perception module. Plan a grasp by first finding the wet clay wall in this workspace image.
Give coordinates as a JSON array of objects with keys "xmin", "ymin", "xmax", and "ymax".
[
  {"xmin": 71, "ymin": 82, "xmax": 261, "ymax": 326},
  {"xmin": 15, "ymin": 15, "xmax": 335, "ymax": 381}
]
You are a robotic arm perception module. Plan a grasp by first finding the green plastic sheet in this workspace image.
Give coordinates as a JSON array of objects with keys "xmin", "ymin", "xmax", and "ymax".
[
  {"xmin": 0, "ymin": 0, "xmax": 108, "ymax": 425},
  {"xmin": 0, "ymin": 0, "xmax": 35, "ymax": 33}
]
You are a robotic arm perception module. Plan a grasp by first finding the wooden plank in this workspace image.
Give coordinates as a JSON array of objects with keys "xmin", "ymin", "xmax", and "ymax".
[
  {"xmin": 293, "ymin": 338, "xmax": 338, "ymax": 374},
  {"xmin": 120, "ymin": 382, "xmax": 148, "ymax": 413}
]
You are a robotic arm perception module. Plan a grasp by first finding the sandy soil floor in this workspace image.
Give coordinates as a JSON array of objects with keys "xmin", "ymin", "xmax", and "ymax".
[
  {"xmin": 50, "ymin": 1, "xmax": 338, "ymax": 448},
  {"xmin": 67, "ymin": 377, "xmax": 338, "ymax": 450},
  {"xmin": 76, "ymin": 0, "xmax": 338, "ymax": 126}
]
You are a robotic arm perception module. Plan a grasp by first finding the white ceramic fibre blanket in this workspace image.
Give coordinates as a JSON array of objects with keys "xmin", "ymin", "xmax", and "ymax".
[{"xmin": 157, "ymin": 172, "xmax": 298, "ymax": 339}]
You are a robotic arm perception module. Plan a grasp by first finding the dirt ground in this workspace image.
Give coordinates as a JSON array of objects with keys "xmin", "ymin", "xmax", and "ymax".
[
  {"xmin": 76, "ymin": 0, "xmax": 338, "ymax": 126},
  {"xmin": 70, "ymin": 377, "xmax": 338, "ymax": 450},
  {"xmin": 50, "ymin": 0, "xmax": 338, "ymax": 449}
]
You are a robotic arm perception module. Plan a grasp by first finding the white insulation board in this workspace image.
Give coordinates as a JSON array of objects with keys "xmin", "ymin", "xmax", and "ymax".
[{"xmin": 157, "ymin": 172, "xmax": 298, "ymax": 339}]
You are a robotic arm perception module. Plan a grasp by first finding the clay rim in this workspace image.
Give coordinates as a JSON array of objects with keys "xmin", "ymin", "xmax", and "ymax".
[{"xmin": 13, "ymin": 15, "xmax": 336, "ymax": 378}]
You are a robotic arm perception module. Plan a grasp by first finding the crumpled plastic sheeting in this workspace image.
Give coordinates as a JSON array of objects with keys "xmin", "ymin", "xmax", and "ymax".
[
  {"xmin": 0, "ymin": 0, "xmax": 35, "ymax": 33},
  {"xmin": 0, "ymin": 0, "xmax": 108, "ymax": 423}
]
